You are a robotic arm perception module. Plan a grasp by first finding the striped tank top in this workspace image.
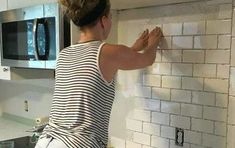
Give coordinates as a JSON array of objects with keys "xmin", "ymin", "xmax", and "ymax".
[{"xmin": 41, "ymin": 41, "xmax": 115, "ymax": 148}]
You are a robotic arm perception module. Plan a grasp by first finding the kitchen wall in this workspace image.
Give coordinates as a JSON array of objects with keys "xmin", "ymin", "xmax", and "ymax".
[{"xmin": 109, "ymin": 0, "xmax": 235, "ymax": 148}]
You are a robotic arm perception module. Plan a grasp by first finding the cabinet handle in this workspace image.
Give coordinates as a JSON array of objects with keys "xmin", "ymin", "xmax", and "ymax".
[{"xmin": 3, "ymin": 67, "xmax": 9, "ymax": 72}]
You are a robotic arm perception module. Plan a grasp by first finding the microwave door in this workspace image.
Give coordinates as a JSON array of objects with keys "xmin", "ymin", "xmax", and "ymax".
[{"xmin": 33, "ymin": 18, "xmax": 50, "ymax": 61}]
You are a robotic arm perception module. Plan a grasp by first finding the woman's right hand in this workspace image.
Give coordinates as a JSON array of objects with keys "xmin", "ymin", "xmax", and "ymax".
[{"xmin": 146, "ymin": 27, "xmax": 163, "ymax": 51}]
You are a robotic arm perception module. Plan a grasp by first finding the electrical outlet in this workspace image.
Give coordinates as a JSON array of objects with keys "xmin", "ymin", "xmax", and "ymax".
[
  {"xmin": 24, "ymin": 100, "xmax": 29, "ymax": 112},
  {"xmin": 175, "ymin": 127, "xmax": 184, "ymax": 146}
]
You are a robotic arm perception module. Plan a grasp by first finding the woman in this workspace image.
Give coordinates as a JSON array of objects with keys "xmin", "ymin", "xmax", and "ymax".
[{"xmin": 35, "ymin": 0, "xmax": 162, "ymax": 147}]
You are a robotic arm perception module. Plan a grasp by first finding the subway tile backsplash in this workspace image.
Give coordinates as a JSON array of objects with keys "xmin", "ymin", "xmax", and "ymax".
[{"xmin": 110, "ymin": 0, "xmax": 235, "ymax": 148}]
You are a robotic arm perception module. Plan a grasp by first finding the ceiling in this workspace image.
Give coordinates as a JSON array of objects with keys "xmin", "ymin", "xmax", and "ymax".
[{"xmin": 110, "ymin": 0, "xmax": 204, "ymax": 10}]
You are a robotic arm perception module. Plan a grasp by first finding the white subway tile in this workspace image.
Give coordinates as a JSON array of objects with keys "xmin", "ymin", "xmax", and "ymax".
[
  {"xmin": 162, "ymin": 50, "xmax": 182, "ymax": 62},
  {"xmin": 190, "ymin": 144, "xmax": 204, "ymax": 148},
  {"xmin": 110, "ymin": 137, "xmax": 126, "ymax": 148},
  {"xmin": 218, "ymin": 4, "xmax": 233, "ymax": 19},
  {"xmin": 161, "ymin": 101, "xmax": 181, "ymax": 114},
  {"xmin": 204, "ymin": 78, "xmax": 229, "ymax": 93},
  {"xmin": 150, "ymin": 63, "xmax": 171, "ymax": 75},
  {"xmin": 202, "ymin": 134, "xmax": 226, "ymax": 148},
  {"xmin": 162, "ymin": 76, "xmax": 181, "ymax": 89},
  {"xmin": 163, "ymin": 23, "xmax": 182, "ymax": 36},
  {"xmin": 183, "ymin": 21, "xmax": 206, "ymax": 35},
  {"xmin": 184, "ymin": 130, "xmax": 202, "ymax": 145},
  {"xmin": 192, "ymin": 118, "xmax": 214, "ymax": 133},
  {"xmin": 230, "ymin": 68, "xmax": 235, "ymax": 95},
  {"xmin": 155, "ymin": 50, "xmax": 162, "ymax": 62},
  {"xmin": 205, "ymin": 50, "xmax": 230, "ymax": 64},
  {"xmin": 172, "ymin": 63, "xmax": 193, "ymax": 76},
  {"xmin": 181, "ymin": 104, "xmax": 202, "ymax": 118},
  {"xmin": 143, "ymin": 74, "xmax": 161, "ymax": 87},
  {"xmin": 228, "ymin": 96, "xmax": 235, "ymax": 124},
  {"xmin": 135, "ymin": 98, "xmax": 160, "ymax": 111},
  {"xmin": 152, "ymin": 112, "xmax": 170, "ymax": 125},
  {"xmin": 131, "ymin": 109, "xmax": 151, "ymax": 122},
  {"xmin": 161, "ymin": 126, "xmax": 175, "ymax": 139},
  {"xmin": 172, "ymin": 36, "xmax": 193, "ymax": 49},
  {"xmin": 126, "ymin": 141, "xmax": 142, "ymax": 148},
  {"xmin": 134, "ymin": 85, "xmax": 151, "ymax": 98},
  {"xmin": 227, "ymin": 125, "xmax": 235, "ymax": 148},
  {"xmin": 182, "ymin": 77, "xmax": 203, "ymax": 91},
  {"xmin": 152, "ymin": 88, "xmax": 171, "ymax": 101},
  {"xmin": 151, "ymin": 136, "xmax": 169, "ymax": 148},
  {"xmin": 171, "ymin": 90, "xmax": 191, "ymax": 103},
  {"xmin": 215, "ymin": 93, "xmax": 228, "ymax": 107},
  {"xmin": 203, "ymin": 106, "xmax": 227, "ymax": 122},
  {"xmin": 214, "ymin": 122, "xmax": 226, "ymax": 136},
  {"xmin": 218, "ymin": 35, "xmax": 231, "ymax": 49},
  {"xmin": 206, "ymin": 20, "xmax": 231, "ymax": 34},
  {"xmin": 231, "ymin": 38, "xmax": 235, "ymax": 66},
  {"xmin": 194, "ymin": 35, "xmax": 217, "ymax": 49},
  {"xmin": 183, "ymin": 50, "xmax": 205, "ymax": 63},
  {"xmin": 170, "ymin": 115, "xmax": 190, "ymax": 129},
  {"xmin": 143, "ymin": 122, "xmax": 160, "ymax": 136},
  {"xmin": 192, "ymin": 91, "xmax": 215, "ymax": 106},
  {"xmin": 133, "ymin": 132, "xmax": 151, "ymax": 145},
  {"xmin": 170, "ymin": 140, "xmax": 190, "ymax": 148},
  {"xmin": 161, "ymin": 37, "xmax": 172, "ymax": 49},
  {"xmin": 217, "ymin": 64, "xmax": 230, "ymax": 78},
  {"xmin": 126, "ymin": 118, "xmax": 142, "ymax": 132},
  {"xmin": 193, "ymin": 64, "xmax": 216, "ymax": 77}
]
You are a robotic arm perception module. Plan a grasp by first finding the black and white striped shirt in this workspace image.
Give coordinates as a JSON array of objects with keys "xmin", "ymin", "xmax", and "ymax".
[{"xmin": 41, "ymin": 41, "xmax": 115, "ymax": 148}]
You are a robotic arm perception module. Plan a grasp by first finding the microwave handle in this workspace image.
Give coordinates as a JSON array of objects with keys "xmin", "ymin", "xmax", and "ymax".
[{"xmin": 33, "ymin": 18, "xmax": 50, "ymax": 60}]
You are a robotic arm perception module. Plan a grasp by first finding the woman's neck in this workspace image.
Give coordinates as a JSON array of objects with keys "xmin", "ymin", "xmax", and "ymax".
[{"xmin": 78, "ymin": 26, "xmax": 103, "ymax": 43}]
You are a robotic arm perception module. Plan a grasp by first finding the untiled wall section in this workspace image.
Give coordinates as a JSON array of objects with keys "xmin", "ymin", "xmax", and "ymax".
[{"xmin": 109, "ymin": 0, "xmax": 234, "ymax": 148}]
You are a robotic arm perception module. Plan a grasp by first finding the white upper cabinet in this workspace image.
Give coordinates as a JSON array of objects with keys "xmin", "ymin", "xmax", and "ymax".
[
  {"xmin": 111, "ymin": 0, "xmax": 202, "ymax": 10},
  {"xmin": 0, "ymin": 0, "xmax": 7, "ymax": 11},
  {"xmin": 7, "ymin": 0, "xmax": 57, "ymax": 10}
]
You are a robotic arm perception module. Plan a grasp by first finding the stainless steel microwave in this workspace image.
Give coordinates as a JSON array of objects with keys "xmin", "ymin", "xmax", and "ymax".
[{"xmin": 0, "ymin": 3, "xmax": 70, "ymax": 69}]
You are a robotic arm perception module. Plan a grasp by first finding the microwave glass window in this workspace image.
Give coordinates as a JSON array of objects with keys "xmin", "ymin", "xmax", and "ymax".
[{"xmin": 2, "ymin": 17, "xmax": 56, "ymax": 61}]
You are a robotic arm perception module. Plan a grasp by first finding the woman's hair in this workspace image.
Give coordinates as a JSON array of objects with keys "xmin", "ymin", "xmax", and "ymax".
[{"xmin": 60, "ymin": 0, "xmax": 110, "ymax": 27}]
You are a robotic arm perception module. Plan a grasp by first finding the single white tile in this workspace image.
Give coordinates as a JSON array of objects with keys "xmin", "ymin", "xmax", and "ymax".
[
  {"xmin": 152, "ymin": 112, "xmax": 170, "ymax": 125},
  {"xmin": 182, "ymin": 77, "xmax": 204, "ymax": 91},
  {"xmin": 194, "ymin": 35, "xmax": 217, "ymax": 49},
  {"xmin": 192, "ymin": 91, "xmax": 216, "ymax": 106},
  {"xmin": 192, "ymin": 118, "xmax": 214, "ymax": 133},
  {"xmin": 152, "ymin": 88, "xmax": 171, "ymax": 101},
  {"xmin": 172, "ymin": 63, "xmax": 193, "ymax": 76},
  {"xmin": 206, "ymin": 20, "xmax": 231, "ymax": 34},
  {"xmin": 133, "ymin": 132, "xmax": 151, "ymax": 145},
  {"xmin": 217, "ymin": 64, "xmax": 230, "ymax": 78},
  {"xmin": 202, "ymin": 134, "xmax": 226, "ymax": 148},
  {"xmin": 170, "ymin": 115, "xmax": 191, "ymax": 129},
  {"xmin": 143, "ymin": 122, "xmax": 160, "ymax": 136},
  {"xmin": 205, "ymin": 50, "xmax": 230, "ymax": 64},
  {"xmin": 161, "ymin": 126, "xmax": 175, "ymax": 139},
  {"xmin": 181, "ymin": 104, "xmax": 203, "ymax": 118},
  {"xmin": 171, "ymin": 89, "xmax": 192, "ymax": 103},
  {"xmin": 214, "ymin": 122, "xmax": 226, "ymax": 136},
  {"xmin": 183, "ymin": 21, "xmax": 206, "ymax": 35},
  {"xmin": 162, "ymin": 76, "xmax": 181, "ymax": 89},
  {"xmin": 162, "ymin": 50, "xmax": 182, "ymax": 62},
  {"xmin": 150, "ymin": 63, "xmax": 171, "ymax": 75},
  {"xmin": 228, "ymin": 96, "xmax": 235, "ymax": 124},
  {"xmin": 163, "ymin": 23, "xmax": 182, "ymax": 36},
  {"xmin": 204, "ymin": 78, "xmax": 229, "ymax": 93},
  {"xmin": 193, "ymin": 64, "xmax": 216, "ymax": 77},
  {"xmin": 161, "ymin": 101, "xmax": 181, "ymax": 114},
  {"xmin": 215, "ymin": 93, "xmax": 228, "ymax": 107},
  {"xmin": 183, "ymin": 50, "xmax": 205, "ymax": 63},
  {"xmin": 172, "ymin": 36, "xmax": 193, "ymax": 49},
  {"xmin": 203, "ymin": 106, "xmax": 227, "ymax": 122},
  {"xmin": 218, "ymin": 35, "xmax": 231, "ymax": 49},
  {"xmin": 184, "ymin": 130, "xmax": 202, "ymax": 145},
  {"xmin": 143, "ymin": 74, "xmax": 161, "ymax": 87},
  {"xmin": 126, "ymin": 118, "xmax": 142, "ymax": 132},
  {"xmin": 130, "ymin": 109, "xmax": 151, "ymax": 122},
  {"xmin": 135, "ymin": 98, "xmax": 160, "ymax": 111},
  {"xmin": 151, "ymin": 136, "xmax": 169, "ymax": 148},
  {"xmin": 227, "ymin": 125, "xmax": 235, "ymax": 148}
]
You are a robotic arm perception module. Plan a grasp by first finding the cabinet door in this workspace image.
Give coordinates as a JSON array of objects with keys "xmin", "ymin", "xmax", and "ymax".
[
  {"xmin": 0, "ymin": 0, "xmax": 7, "ymax": 11},
  {"xmin": 0, "ymin": 66, "xmax": 11, "ymax": 80},
  {"xmin": 7, "ymin": 0, "xmax": 57, "ymax": 10}
]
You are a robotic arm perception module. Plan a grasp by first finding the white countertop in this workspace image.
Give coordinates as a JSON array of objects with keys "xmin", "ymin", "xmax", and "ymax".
[{"xmin": 0, "ymin": 117, "xmax": 33, "ymax": 141}]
